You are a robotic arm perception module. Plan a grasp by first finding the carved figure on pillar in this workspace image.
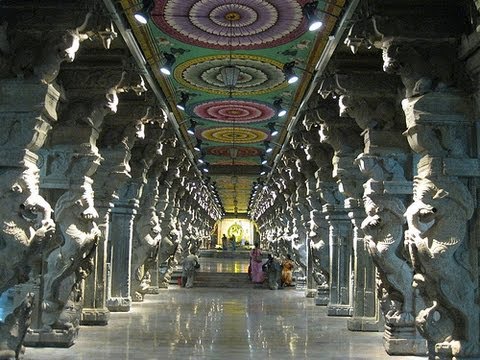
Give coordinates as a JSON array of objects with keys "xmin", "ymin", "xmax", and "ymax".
[
  {"xmin": 131, "ymin": 170, "xmax": 162, "ymax": 302},
  {"xmin": 42, "ymin": 180, "xmax": 101, "ymax": 331},
  {"xmin": 0, "ymin": 166, "xmax": 55, "ymax": 357},
  {"xmin": 405, "ymin": 177, "xmax": 478, "ymax": 358},
  {"xmin": 0, "ymin": 166, "xmax": 55, "ymax": 294},
  {"xmin": 361, "ymin": 180, "xmax": 413, "ymax": 325},
  {"xmin": 0, "ymin": 293, "xmax": 34, "ymax": 360}
]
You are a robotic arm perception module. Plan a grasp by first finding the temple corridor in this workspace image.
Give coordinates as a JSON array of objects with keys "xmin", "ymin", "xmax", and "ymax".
[{"xmin": 1, "ymin": 0, "xmax": 480, "ymax": 359}]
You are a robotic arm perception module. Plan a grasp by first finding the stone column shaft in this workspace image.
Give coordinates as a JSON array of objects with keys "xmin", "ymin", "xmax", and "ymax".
[
  {"xmin": 326, "ymin": 208, "xmax": 353, "ymax": 316},
  {"xmin": 107, "ymin": 203, "xmax": 137, "ymax": 312}
]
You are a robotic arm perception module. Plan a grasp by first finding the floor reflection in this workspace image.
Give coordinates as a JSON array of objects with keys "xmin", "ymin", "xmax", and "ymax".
[
  {"xmin": 22, "ymin": 258, "xmax": 426, "ymax": 360},
  {"xmin": 23, "ymin": 286, "xmax": 425, "ymax": 360}
]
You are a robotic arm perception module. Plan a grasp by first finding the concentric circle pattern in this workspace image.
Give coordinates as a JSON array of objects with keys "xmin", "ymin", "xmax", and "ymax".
[
  {"xmin": 207, "ymin": 146, "xmax": 261, "ymax": 157},
  {"xmin": 193, "ymin": 100, "xmax": 275, "ymax": 123},
  {"xmin": 152, "ymin": 0, "xmax": 308, "ymax": 50},
  {"xmin": 201, "ymin": 127, "xmax": 268, "ymax": 144},
  {"xmin": 175, "ymin": 55, "xmax": 286, "ymax": 95},
  {"xmin": 212, "ymin": 160, "xmax": 257, "ymax": 166}
]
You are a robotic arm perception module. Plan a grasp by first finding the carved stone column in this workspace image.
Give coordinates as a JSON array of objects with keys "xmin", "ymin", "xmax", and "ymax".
[
  {"xmin": 0, "ymin": 6, "xmax": 112, "ymax": 354},
  {"xmin": 130, "ymin": 157, "xmax": 166, "ymax": 302},
  {"xmin": 81, "ymin": 102, "xmax": 156, "ymax": 324},
  {"xmin": 302, "ymin": 122, "xmax": 334, "ymax": 306},
  {"xmin": 308, "ymin": 99, "xmax": 362, "ymax": 317},
  {"xmin": 25, "ymin": 68, "xmax": 132, "ymax": 346},
  {"xmin": 402, "ymin": 91, "xmax": 479, "ymax": 359},
  {"xmin": 107, "ymin": 121, "xmax": 167, "ymax": 312},
  {"xmin": 323, "ymin": 194, "xmax": 353, "ymax": 316},
  {"xmin": 0, "ymin": 79, "xmax": 58, "ymax": 360},
  {"xmin": 343, "ymin": 6, "xmax": 473, "ymax": 356}
]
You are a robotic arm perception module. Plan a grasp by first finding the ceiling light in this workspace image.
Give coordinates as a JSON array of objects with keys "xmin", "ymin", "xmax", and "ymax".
[
  {"xmin": 176, "ymin": 92, "xmax": 189, "ymax": 111},
  {"xmin": 273, "ymin": 99, "xmax": 287, "ymax": 117},
  {"xmin": 268, "ymin": 122, "xmax": 279, "ymax": 137},
  {"xmin": 187, "ymin": 119, "xmax": 197, "ymax": 135},
  {"xmin": 303, "ymin": 1, "xmax": 323, "ymax": 31},
  {"xmin": 134, "ymin": 0, "xmax": 154, "ymax": 25},
  {"xmin": 260, "ymin": 155, "xmax": 267, "ymax": 165},
  {"xmin": 160, "ymin": 52, "xmax": 176, "ymax": 75},
  {"xmin": 283, "ymin": 62, "xmax": 299, "ymax": 84},
  {"xmin": 264, "ymin": 140, "xmax": 273, "ymax": 153},
  {"xmin": 193, "ymin": 138, "xmax": 202, "ymax": 152}
]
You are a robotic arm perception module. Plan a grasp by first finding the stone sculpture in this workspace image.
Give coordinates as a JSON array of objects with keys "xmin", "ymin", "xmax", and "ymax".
[
  {"xmin": 10, "ymin": 13, "xmax": 92, "ymax": 83},
  {"xmin": 0, "ymin": 293, "xmax": 34, "ymax": 360},
  {"xmin": 405, "ymin": 177, "xmax": 478, "ymax": 357},
  {"xmin": 0, "ymin": 166, "xmax": 55, "ymax": 295},
  {"xmin": 181, "ymin": 247, "xmax": 200, "ymax": 288},
  {"xmin": 361, "ymin": 181, "xmax": 413, "ymax": 325},
  {"xmin": 42, "ymin": 180, "xmax": 101, "ymax": 330},
  {"xmin": 309, "ymin": 209, "xmax": 330, "ymax": 287},
  {"xmin": 131, "ymin": 194, "xmax": 161, "ymax": 301}
]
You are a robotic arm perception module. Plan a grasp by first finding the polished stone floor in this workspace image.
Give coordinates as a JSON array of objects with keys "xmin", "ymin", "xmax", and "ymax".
[{"xmin": 22, "ymin": 258, "xmax": 427, "ymax": 360}]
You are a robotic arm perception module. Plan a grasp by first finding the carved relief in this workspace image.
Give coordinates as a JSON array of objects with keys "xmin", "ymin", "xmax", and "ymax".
[
  {"xmin": 405, "ymin": 177, "xmax": 478, "ymax": 357},
  {"xmin": 9, "ymin": 13, "xmax": 92, "ymax": 83},
  {"xmin": 42, "ymin": 180, "xmax": 101, "ymax": 330},
  {"xmin": 361, "ymin": 180, "xmax": 413, "ymax": 325},
  {"xmin": 0, "ymin": 166, "xmax": 55, "ymax": 295},
  {"xmin": 0, "ymin": 293, "xmax": 34, "ymax": 360}
]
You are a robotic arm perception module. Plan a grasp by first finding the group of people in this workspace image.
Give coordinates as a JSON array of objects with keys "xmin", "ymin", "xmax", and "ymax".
[
  {"xmin": 181, "ymin": 241, "xmax": 295, "ymax": 290},
  {"xmin": 249, "ymin": 243, "xmax": 295, "ymax": 288},
  {"xmin": 221, "ymin": 233, "xmax": 237, "ymax": 251}
]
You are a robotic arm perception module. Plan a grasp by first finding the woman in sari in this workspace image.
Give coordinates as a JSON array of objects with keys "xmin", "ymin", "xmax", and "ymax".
[{"xmin": 250, "ymin": 242, "xmax": 264, "ymax": 284}]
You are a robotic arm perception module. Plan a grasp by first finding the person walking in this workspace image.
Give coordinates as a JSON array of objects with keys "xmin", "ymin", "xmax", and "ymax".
[
  {"xmin": 249, "ymin": 242, "xmax": 264, "ymax": 284},
  {"xmin": 221, "ymin": 234, "xmax": 227, "ymax": 250}
]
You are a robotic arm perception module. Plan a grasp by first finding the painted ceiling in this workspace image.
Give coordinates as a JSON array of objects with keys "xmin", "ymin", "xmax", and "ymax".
[{"xmin": 121, "ymin": 0, "xmax": 346, "ymax": 214}]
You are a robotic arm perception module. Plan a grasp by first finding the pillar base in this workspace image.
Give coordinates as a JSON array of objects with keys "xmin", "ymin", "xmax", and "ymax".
[
  {"xmin": 146, "ymin": 286, "xmax": 160, "ymax": 295},
  {"xmin": 24, "ymin": 328, "xmax": 77, "ymax": 348},
  {"xmin": 347, "ymin": 316, "xmax": 382, "ymax": 332},
  {"xmin": 315, "ymin": 286, "xmax": 329, "ymax": 306},
  {"xmin": 106, "ymin": 297, "xmax": 131, "ymax": 312},
  {"xmin": 80, "ymin": 308, "xmax": 110, "ymax": 326},
  {"xmin": 327, "ymin": 304, "xmax": 353, "ymax": 316},
  {"xmin": 383, "ymin": 324, "xmax": 428, "ymax": 356}
]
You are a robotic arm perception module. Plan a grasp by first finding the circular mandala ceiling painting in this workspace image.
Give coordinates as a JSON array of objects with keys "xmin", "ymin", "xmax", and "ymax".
[
  {"xmin": 152, "ymin": 0, "xmax": 308, "ymax": 50},
  {"xmin": 207, "ymin": 146, "xmax": 262, "ymax": 157},
  {"xmin": 201, "ymin": 127, "xmax": 268, "ymax": 144},
  {"xmin": 212, "ymin": 160, "xmax": 257, "ymax": 166},
  {"xmin": 174, "ymin": 54, "xmax": 286, "ymax": 95},
  {"xmin": 193, "ymin": 100, "xmax": 275, "ymax": 123}
]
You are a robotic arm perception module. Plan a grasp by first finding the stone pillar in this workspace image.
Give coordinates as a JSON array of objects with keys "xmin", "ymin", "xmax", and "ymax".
[
  {"xmin": 25, "ymin": 68, "xmax": 130, "ymax": 346},
  {"xmin": 0, "ymin": 7, "xmax": 111, "ymax": 353},
  {"xmin": 0, "ymin": 82, "xmax": 58, "ymax": 358},
  {"xmin": 301, "ymin": 122, "xmax": 334, "ymax": 306},
  {"xmin": 107, "ymin": 120, "xmax": 168, "ymax": 312},
  {"xmin": 310, "ymin": 100, "xmax": 363, "ymax": 317},
  {"xmin": 82, "ymin": 103, "xmax": 155, "ymax": 324},
  {"xmin": 131, "ymin": 162, "xmax": 163, "ymax": 302},
  {"xmin": 402, "ymin": 91, "xmax": 479, "ymax": 359},
  {"xmin": 324, "ymin": 202, "xmax": 353, "ymax": 316},
  {"xmin": 107, "ymin": 198, "xmax": 137, "ymax": 312}
]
